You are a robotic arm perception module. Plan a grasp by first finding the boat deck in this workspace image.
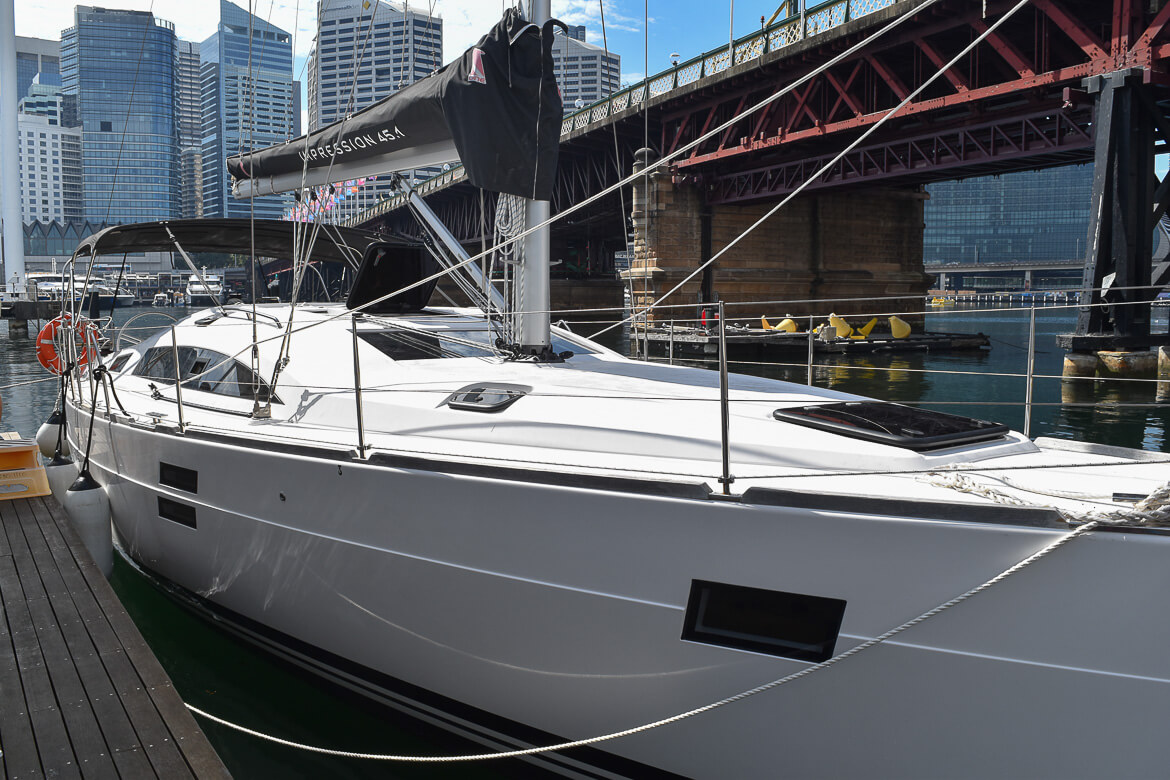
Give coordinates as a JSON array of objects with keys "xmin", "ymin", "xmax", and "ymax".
[{"xmin": 0, "ymin": 495, "xmax": 227, "ymax": 779}]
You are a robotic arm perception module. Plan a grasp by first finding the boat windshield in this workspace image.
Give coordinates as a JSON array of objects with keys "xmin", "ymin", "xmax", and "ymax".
[{"xmin": 358, "ymin": 327, "xmax": 595, "ymax": 361}]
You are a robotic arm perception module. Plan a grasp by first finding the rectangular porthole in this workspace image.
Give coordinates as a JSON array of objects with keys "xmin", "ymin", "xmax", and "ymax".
[
  {"xmin": 682, "ymin": 580, "xmax": 846, "ymax": 663},
  {"xmin": 159, "ymin": 462, "xmax": 198, "ymax": 494},
  {"xmin": 158, "ymin": 496, "xmax": 197, "ymax": 529}
]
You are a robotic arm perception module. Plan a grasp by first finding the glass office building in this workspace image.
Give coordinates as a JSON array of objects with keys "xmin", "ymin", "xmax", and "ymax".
[
  {"xmin": 16, "ymin": 37, "xmax": 60, "ymax": 103},
  {"xmin": 200, "ymin": 0, "xmax": 295, "ymax": 220},
  {"xmin": 923, "ymin": 165, "xmax": 1094, "ymax": 266},
  {"xmin": 61, "ymin": 7, "xmax": 179, "ymax": 224}
]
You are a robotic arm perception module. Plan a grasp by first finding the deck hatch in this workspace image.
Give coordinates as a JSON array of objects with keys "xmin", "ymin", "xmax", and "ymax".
[
  {"xmin": 682, "ymin": 580, "xmax": 846, "ymax": 662},
  {"xmin": 772, "ymin": 401, "xmax": 1009, "ymax": 451},
  {"xmin": 157, "ymin": 496, "xmax": 197, "ymax": 528},
  {"xmin": 159, "ymin": 462, "xmax": 198, "ymax": 494},
  {"xmin": 444, "ymin": 383, "xmax": 529, "ymax": 413}
]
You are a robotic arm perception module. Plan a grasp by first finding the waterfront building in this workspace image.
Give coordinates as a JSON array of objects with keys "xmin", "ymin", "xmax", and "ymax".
[
  {"xmin": 923, "ymin": 164, "xmax": 1094, "ymax": 288},
  {"xmin": 177, "ymin": 39, "xmax": 203, "ymax": 219},
  {"xmin": 18, "ymin": 75, "xmax": 74, "ymax": 127},
  {"xmin": 15, "ymin": 36, "xmax": 60, "ymax": 103},
  {"xmin": 552, "ymin": 25, "xmax": 620, "ymax": 113},
  {"xmin": 18, "ymin": 114, "xmax": 84, "ymax": 226},
  {"xmin": 200, "ymin": 0, "xmax": 296, "ymax": 220},
  {"xmin": 61, "ymin": 6, "xmax": 180, "ymax": 225},
  {"xmin": 305, "ymin": 0, "xmax": 442, "ymax": 221},
  {"xmin": 21, "ymin": 220, "xmax": 173, "ymax": 275}
]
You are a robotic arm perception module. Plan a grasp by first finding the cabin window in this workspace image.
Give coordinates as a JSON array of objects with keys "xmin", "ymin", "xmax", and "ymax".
[
  {"xmin": 682, "ymin": 580, "xmax": 846, "ymax": 663},
  {"xmin": 772, "ymin": 401, "xmax": 1008, "ymax": 451},
  {"xmin": 134, "ymin": 346, "xmax": 280, "ymax": 403},
  {"xmin": 358, "ymin": 328, "xmax": 595, "ymax": 361},
  {"xmin": 108, "ymin": 352, "xmax": 133, "ymax": 373}
]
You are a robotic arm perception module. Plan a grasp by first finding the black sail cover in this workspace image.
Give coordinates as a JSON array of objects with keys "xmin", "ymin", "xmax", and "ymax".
[{"xmin": 227, "ymin": 9, "xmax": 563, "ymax": 200}]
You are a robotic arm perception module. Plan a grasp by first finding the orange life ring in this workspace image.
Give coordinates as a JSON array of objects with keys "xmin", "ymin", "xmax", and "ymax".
[{"xmin": 36, "ymin": 314, "xmax": 100, "ymax": 375}]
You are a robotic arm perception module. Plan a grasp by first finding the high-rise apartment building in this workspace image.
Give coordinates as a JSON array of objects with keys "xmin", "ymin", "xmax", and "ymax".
[
  {"xmin": 552, "ymin": 25, "xmax": 620, "ymax": 112},
  {"xmin": 306, "ymin": 0, "xmax": 442, "ymax": 220},
  {"xmin": 307, "ymin": 0, "xmax": 441, "ymax": 130},
  {"xmin": 15, "ymin": 37, "xmax": 60, "ymax": 102},
  {"xmin": 176, "ymin": 39, "xmax": 203, "ymax": 218},
  {"xmin": 200, "ymin": 0, "xmax": 295, "ymax": 220},
  {"xmin": 18, "ymin": 114, "xmax": 84, "ymax": 225},
  {"xmin": 61, "ymin": 7, "xmax": 180, "ymax": 224}
]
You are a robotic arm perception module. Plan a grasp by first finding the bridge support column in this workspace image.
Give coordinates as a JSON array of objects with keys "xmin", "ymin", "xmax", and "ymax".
[
  {"xmin": 625, "ymin": 150, "xmax": 931, "ymax": 325},
  {"xmin": 1060, "ymin": 70, "xmax": 1160, "ymax": 355}
]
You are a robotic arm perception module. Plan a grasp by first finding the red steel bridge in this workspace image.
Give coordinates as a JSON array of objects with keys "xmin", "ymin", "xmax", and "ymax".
[{"xmin": 351, "ymin": 0, "xmax": 1170, "ymax": 347}]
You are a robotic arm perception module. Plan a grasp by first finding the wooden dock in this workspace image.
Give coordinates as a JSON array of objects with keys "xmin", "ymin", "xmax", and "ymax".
[{"xmin": 0, "ymin": 495, "xmax": 228, "ymax": 779}]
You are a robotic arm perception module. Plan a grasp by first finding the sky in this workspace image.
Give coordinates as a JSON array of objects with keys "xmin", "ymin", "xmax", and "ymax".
[{"xmin": 14, "ymin": 0, "xmax": 798, "ymax": 126}]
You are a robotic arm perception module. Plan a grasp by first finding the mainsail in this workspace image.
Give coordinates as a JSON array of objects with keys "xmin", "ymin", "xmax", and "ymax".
[{"xmin": 229, "ymin": 8, "xmax": 563, "ymax": 201}]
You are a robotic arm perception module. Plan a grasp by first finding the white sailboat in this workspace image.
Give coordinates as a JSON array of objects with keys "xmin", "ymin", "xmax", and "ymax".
[{"xmin": 53, "ymin": 4, "xmax": 1170, "ymax": 777}]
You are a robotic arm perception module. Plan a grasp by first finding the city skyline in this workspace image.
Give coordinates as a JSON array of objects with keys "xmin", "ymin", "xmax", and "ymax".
[{"xmin": 15, "ymin": 1, "xmax": 806, "ymax": 132}]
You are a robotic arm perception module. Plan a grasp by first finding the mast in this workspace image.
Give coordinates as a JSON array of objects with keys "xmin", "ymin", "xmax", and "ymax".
[
  {"xmin": 517, "ymin": 0, "xmax": 551, "ymax": 355},
  {"xmin": 1, "ymin": 0, "xmax": 25, "ymax": 296}
]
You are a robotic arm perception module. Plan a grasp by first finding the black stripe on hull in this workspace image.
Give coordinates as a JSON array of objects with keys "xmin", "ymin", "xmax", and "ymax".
[{"xmin": 128, "ymin": 556, "xmax": 691, "ymax": 780}]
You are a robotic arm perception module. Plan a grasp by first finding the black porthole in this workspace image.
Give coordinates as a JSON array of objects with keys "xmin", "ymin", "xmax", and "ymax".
[
  {"xmin": 159, "ymin": 462, "xmax": 198, "ymax": 494},
  {"xmin": 682, "ymin": 580, "xmax": 846, "ymax": 663},
  {"xmin": 158, "ymin": 496, "xmax": 197, "ymax": 529}
]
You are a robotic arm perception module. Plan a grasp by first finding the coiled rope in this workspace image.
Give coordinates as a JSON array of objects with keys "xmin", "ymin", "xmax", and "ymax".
[
  {"xmin": 186, "ymin": 511, "xmax": 1112, "ymax": 762},
  {"xmin": 923, "ymin": 473, "xmax": 1170, "ymax": 527}
]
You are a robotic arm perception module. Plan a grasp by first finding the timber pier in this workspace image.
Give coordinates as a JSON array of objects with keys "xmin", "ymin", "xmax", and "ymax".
[{"xmin": 0, "ymin": 494, "xmax": 227, "ymax": 778}]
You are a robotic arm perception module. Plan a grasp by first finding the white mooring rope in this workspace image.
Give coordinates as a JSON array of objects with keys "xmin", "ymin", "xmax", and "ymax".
[{"xmin": 185, "ymin": 510, "xmax": 1120, "ymax": 763}]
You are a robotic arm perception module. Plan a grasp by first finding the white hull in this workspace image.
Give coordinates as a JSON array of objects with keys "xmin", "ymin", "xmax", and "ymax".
[{"xmin": 67, "ymin": 408, "xmax": 1170, "ymax": 778}]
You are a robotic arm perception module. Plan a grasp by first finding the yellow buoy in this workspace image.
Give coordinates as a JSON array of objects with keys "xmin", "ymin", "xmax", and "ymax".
[
  {"xmin": 851, "ymin": 318, "xmax": 878, "ymax": 339},
  {"xmin": 828, "ymin": 313, "xmax": 852, "ymax": 339},
  {"xmin": 763, "ymin": 316, "xmax": 799, "ymax": 333},
  {"xmin": 889, "ymin": 315, "xmax": 912, "ymax": 339}
]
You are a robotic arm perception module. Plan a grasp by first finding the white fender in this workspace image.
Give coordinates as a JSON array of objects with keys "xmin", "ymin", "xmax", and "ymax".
[
  {"xmin": 36, "ymin": 409, "xmax": 70, "ymax": 458},
  {"xmin": 45, "ymin": 452, "xmax": 79, "ymax": 504},
  {"xmin": 62, "ymin": 471, "xmax": 113, "ymax": 578}
]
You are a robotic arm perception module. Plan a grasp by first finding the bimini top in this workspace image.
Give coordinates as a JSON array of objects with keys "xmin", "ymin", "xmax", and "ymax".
[{"xmin": 72, "ymin": 219, "xmax": 382, "ymax": 267}]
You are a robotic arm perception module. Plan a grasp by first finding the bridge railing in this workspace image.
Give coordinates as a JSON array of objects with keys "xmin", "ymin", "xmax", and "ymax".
[
  {"xmin": 344, "ymin": 0, "xmax": 898, "ymax": 228},
  {"xmin": 559, "ymin": 0, "xmax": 897, "ymax": 138}
]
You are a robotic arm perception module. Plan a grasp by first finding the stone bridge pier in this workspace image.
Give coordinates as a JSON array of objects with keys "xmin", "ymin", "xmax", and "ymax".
[{"xmin": 622, "ymin": 150, "xmax": 931, "ymax": 327}]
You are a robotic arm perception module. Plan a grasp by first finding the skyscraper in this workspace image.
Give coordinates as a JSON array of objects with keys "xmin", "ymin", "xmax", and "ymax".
[
  {"xmin": 552, "ymin": 25, "xmax": 620, "ymax": 112},
  {"xmin": 18, "ymin": 114, "xmax": 84, "ymax": 225},
  {"xmin": 176, "ymin": 39, "xmax": 203, "ymax": 219},
  {"xmin": 306, "ymin": 0, "xmax": 442, "ymax": 220},
  {"xmin": 15, "ymin": 37, "xmax": 60, "ymax": 103},
  {"xmin": 61, "ymin": 7, "xmax": 180, "ymax": 224},
  {"xmin": 307, "ymin": 0, "xmax": 442, "ymax": 130},
  {"xmin": 200, "ymin": 0, "xmax": 295, "ymax": 220}
]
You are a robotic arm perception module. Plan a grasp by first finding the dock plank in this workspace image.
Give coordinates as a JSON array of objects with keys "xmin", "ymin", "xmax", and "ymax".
[{"xmin": 0, "ymin": 495, "xmax": 228, "ymax": 779}]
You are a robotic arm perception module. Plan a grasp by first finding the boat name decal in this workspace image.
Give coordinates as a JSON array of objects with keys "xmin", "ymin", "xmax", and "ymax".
[{"xmin": 297, "ymin": 126, "xmax": 408, "ymax": 163}]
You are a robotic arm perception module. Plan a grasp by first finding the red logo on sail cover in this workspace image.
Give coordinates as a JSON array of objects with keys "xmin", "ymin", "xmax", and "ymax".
[{"xmin": 469, "ymin": 48, "xmax": 487, "ymax": 84}]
